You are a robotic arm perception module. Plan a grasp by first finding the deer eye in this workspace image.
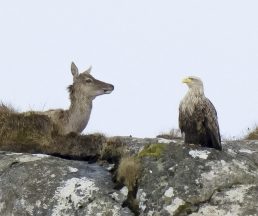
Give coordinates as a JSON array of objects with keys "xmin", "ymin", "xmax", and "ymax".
[{"xmin": 85, "ymin": 78, "xmax": 93, "ymax": 83}]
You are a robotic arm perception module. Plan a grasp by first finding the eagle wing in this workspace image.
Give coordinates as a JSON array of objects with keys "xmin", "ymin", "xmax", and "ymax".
[
  {"xmin": 179, "ymin": 102, "xmax": 186, "ymax": 132},
  {"xmin": 202, "ymin": 98, "xmax": 222, "ymax": 150}
]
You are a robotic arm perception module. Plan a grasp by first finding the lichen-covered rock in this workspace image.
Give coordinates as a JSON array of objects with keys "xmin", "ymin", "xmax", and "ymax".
[
  {"xmin": 0, "ymin": 152, "xmax": 133, "ymax": 216},
  {"xmin": 1, "ymin": 137, "xmax": 258, "ymax": 216},
  {"xmin": 191, "ymin": 184, "xmax": 258, "ymax": 216},
  {"xmin": 133, "ymin": 139, "xmax": 258, "ymax": 216}
]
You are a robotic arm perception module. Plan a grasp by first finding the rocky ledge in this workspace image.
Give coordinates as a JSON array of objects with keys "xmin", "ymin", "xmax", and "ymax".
[
  {"xmin": 136, "ymin": 139, "xmax": 258, "ymax": 216},
  {"xmin": 0, "ymin": 137, "xmax": 258, "ymax": 216},
  {"xmin": 0, "ymin": 152, "xmax": 132, "ymax": 216}
]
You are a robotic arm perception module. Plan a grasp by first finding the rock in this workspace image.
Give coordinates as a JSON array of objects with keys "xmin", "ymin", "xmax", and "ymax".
[
  {"xmin": 0, "ymin": 151, "xmax": 133, "ymax": 216},
  {"xmin": 1, "ymin": 137, "xmax": 258, "ymax": 216},
  {"xmin": 132, "ymin": 139, "xmax": 258, "ymax": 216},
  {"xmin": 191, "ymin": 184, "xmax": 258, "ymax": 216}
]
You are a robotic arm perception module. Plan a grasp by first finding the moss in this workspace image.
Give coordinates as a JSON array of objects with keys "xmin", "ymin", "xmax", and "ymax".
[{"xmin": 138, "ymin": 143, "xmax": 167, "ymax": 158}]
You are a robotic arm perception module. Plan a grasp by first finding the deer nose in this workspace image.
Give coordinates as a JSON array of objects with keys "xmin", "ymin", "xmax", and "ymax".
[
  {"xmin": 110, "ymin": 84, "xmax": 114, "ymax": 91},
  {"xmin": 103, "ymin": 84, "xmax": 114, "ymax": 94}
]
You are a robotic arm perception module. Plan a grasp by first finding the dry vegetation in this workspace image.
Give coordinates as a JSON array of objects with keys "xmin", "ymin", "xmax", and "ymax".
[
  {"xmin": 0, "ymin": 103, "xmax": 105, "ymax": 160},
  {"xmin": 117, "ymin": 156, "xmax": 141, "ymax": 215},
  {"xmin": 0, "ymin": 105, "xmax": 55, "ymax": 152},
  {"xmin": 101, "ymin": 136, "xmax": 126, "ymax": 163},
  {"xmin": 245, "ymin": 126, "xmax": 258, "ymax": 140},
  {"xmin": 117, "ymin": 156, "xmax": 141, "ymax": 191},
  {"xmin": 156, "ymin": 128, "xmax": 182, "ymax": 140}
]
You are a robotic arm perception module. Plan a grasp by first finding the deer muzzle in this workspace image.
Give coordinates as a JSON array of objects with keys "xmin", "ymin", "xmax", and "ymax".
[{"xmin": 103, "ymin": 84, "xmax": 114, "ymax": 94}]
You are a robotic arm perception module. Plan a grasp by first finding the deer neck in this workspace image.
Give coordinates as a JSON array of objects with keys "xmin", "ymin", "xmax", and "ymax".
[{"xmin": 67, "ymin": 95, "xmax": 93, "ymax": 133}]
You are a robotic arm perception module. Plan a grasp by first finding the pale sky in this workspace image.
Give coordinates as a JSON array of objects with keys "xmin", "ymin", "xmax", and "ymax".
[{"xmin": 0, "ymin": 1, "xmax": 258, "ymax": 138}]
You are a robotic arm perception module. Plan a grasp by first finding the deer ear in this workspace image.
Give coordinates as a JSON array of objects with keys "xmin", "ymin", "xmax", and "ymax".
[
  {"xmin": 71, "ymin": 62, "xmax": 79, "ymax": 77},
  {"xmin": 86, "ymin": 65, "xmax": 92, "ymax": 74}
]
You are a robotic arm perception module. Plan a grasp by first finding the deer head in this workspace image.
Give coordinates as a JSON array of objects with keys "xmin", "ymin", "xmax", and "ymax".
[{"xmin": 69, "ymin": 62, "xmax": 114, "ymax": 100}]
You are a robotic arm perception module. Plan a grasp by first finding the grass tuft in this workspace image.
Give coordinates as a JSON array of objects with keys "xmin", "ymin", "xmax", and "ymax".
[
  {"xmin": 245, "ymin": 126, "xmax": 258, "ymax": 140},
  {"xmin": 117, "ymin": 156, "xmax": 141, "ymax": 191},
  {"xmin": 156, "ymin": 128, "xmax": 182, "ymax": 140}
]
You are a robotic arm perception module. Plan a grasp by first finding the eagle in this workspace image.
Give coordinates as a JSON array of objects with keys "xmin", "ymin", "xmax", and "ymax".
[{"xmin": 179, "ymin": 76, "xmax": 222, "ymax": 150}]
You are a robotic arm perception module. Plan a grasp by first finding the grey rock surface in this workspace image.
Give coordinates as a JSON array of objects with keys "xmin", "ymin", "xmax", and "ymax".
[
  {"xmin": 1, "ymin": 138, "xmax": 258, "ymax": 216},
  {"xmin": 0, "ymin": 152, "xmax": 133, "ymax": 216},
  {"xmin": 132, "ymin": 139, "xmax": 258, "ymax": 216}
]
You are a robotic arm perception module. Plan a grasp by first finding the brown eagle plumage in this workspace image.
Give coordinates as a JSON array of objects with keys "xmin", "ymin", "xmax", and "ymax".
[{"xmin": 179, "ymin": 76, "xmax": 222, "ymax": 150}]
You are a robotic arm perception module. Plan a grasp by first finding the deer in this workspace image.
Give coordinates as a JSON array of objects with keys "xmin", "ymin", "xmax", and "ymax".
[
  {"xmin": 32, "ymin": 62, "xmax": 114, "ymax": 135},
  {"xmin": 0, "ymin": 62, "xmax": 114, "ymax": 160}
]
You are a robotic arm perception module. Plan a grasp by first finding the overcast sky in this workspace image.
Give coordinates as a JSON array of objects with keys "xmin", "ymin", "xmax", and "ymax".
[{"xmin": 0, "ymin": 1, "xmax": 258, "ymax": 138}]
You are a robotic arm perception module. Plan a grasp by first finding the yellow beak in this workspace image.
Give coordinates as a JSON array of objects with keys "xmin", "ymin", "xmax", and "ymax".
[{"xmin": 182, "ymin": 78, "xmax": 192, "ymax": 84}]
